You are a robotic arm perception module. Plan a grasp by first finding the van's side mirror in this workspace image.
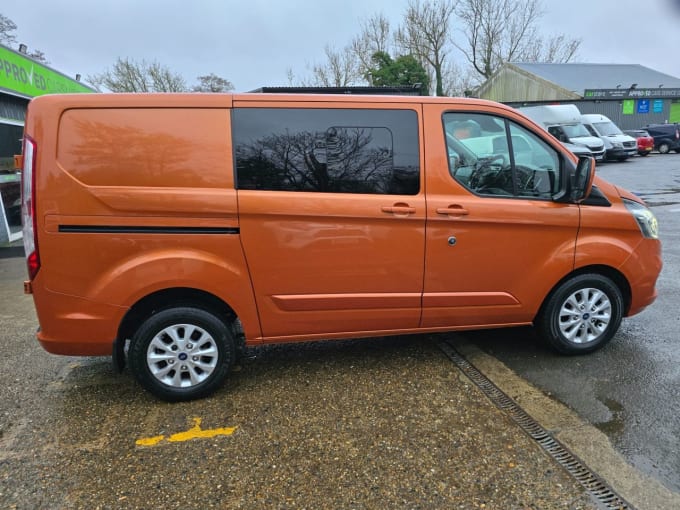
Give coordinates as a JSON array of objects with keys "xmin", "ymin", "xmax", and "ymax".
[{"xmin": 571, "ymin": 156, "xmax": 595, "ymax": 202}]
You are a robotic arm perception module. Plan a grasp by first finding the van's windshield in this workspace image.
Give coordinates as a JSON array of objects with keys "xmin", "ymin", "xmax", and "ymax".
[
  {"xmin": 561, "ymin": 123, "xmax": 591, "ymax": 138},
  {"xmin": 593, "ymin": 121, "xmax": 623, "ymax": 136}
]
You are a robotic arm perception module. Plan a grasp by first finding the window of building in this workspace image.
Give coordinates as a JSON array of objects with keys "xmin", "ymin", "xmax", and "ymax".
[
  {"xmin": 0, "ymin": 122, "xmax": 23, "ymax": 241},
  {"xmin": 444, "ymin": 112, "xmax": 559, "ymax": 199},
  {"xmin": 0, "ymin": 123, "xmax": 23, "ymax": 172},
  {"xmin": 233, "ymin": 108, "xmax": 420, "ymax": 195}
]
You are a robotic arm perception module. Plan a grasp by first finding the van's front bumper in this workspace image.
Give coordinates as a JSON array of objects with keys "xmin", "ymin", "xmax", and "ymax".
[
  {"xmin": 592, "ymin": 150, "xmax": 606, "ymax": 161},
  {"xmin": 606, "ymin": 148, "xmax": 636, "ymax": 160},
  {"xmin": 30, "ymin": 283, "xmax": 127, "ymax": 356},
  {"xmin": 622, "ymin": 238, "xmax": 662, "ymax": 317}
]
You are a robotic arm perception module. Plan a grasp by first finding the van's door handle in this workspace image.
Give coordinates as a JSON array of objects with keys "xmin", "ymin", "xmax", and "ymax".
[
  {"xmin": 436, "ymin": 205, "xmax": 470, "ymax": 217},
  {"xmin": 381, "ymin": 204, "xmax": 416, "ymax": 215}
]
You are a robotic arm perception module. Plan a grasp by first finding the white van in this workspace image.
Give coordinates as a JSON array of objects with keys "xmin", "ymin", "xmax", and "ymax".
[
  {"xmin": 581, "ymin": 114, "xmax": 638, "ymax": 161},
  {"xmin": 519, "ymin": 105, "xmax": 606, "ymax": 161}
]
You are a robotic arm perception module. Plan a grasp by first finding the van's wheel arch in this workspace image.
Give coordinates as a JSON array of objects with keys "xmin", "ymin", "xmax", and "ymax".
[
  {"xmin": 536, "ymin": 274, "xmax": 623, "ymax": 354},
  {"xmin": 128, "ymin": 307, "xmax": 235, "ymax": 401},
  {"xmin": 658, "ymin": 141, "xmax": 671, "ymax": 154}
]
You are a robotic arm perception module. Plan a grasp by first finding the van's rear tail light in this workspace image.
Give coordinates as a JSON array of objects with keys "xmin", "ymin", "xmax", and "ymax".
[{"xmin": 21, "ymin": 135, "xmax": 40, "ymax": 280}]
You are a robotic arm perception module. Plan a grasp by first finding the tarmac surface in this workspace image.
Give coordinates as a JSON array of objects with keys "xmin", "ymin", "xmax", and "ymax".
[{"xmin": 0, "ymin": 245, "xmax": 676, "ymax": 509}]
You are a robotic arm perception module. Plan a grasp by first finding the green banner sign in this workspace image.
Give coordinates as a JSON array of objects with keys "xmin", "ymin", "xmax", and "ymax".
[
  {"xmin": 670, "ymin": 103, "xmax": 680, "ymax": 124},
  {"xmin": 622, "ymin": 100, "xmax": 635, "ymax": 115},
  {"xmin": 0, "ymin": 44, "xmax": 94, "ymax": 98}
]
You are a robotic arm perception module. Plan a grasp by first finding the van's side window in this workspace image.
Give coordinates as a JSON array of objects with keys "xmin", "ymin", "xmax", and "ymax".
[
  {"xmin": 233, "ymin": 108, "xmax": 420, "ymax": 195},
  {"xmin": 444, "ymin": 113, "xmax": 560, "ymax": 199}
]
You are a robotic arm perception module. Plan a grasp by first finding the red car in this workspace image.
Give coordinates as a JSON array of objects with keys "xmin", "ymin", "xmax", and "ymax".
[{"xmin": 624, "ymin": 130, "xmax": 654, "ymax": 156}]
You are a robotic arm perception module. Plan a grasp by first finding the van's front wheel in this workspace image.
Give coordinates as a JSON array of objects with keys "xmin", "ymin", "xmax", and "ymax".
[
  {"xmin": 129, "ymin": 307, "xmax": 235, "ymax": 401},
  {"xmin": 536, "ymin": 274, "xmax": 623, "ymax": 354}
]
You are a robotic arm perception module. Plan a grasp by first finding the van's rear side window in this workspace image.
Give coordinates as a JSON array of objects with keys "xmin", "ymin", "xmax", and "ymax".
[{"xmin": 233, "ymin": 108, "xmax": 420, "ymax": 195}]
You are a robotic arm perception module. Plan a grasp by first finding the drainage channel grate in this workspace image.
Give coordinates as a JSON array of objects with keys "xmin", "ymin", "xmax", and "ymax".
[{"xmin": 439, "ymin": 340, "xmax": 634, "ymax": 510}]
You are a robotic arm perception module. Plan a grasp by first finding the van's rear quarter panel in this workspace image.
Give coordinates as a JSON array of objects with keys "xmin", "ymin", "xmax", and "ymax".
[
  {"xmin": 29, "ymin": 97, "xmax": 261, "ymax": 350},
  {"xmin": 57, "ymin": 108, "xmax": 233, "ymax": 189}
]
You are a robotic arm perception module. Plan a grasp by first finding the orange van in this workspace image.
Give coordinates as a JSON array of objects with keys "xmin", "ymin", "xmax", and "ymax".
[{"xmin": 19, "ymin": 93, "xmax": 661, "ymax": 401}]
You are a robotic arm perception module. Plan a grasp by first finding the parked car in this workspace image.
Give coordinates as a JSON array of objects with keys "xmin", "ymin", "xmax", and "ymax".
[
  {"xmin": 644, "ymin": 124, "xmax": 680, "ymax": 154},
  {"xmin": 624, "ymin": 129, "xmax": 654, "ymax": 156}
]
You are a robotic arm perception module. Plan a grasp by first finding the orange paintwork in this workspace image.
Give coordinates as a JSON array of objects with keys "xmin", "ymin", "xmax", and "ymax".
[{"xmin": 21, "ymin": 93, "xmax": 661, "ymax": 357}]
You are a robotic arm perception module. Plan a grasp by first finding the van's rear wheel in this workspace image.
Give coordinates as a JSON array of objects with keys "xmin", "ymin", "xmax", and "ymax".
[
  {"xmin": 129, "ymin": 307, "xmax": 234, "ymax": 401},
  {"xmin": 536, "ymin": 274, "xmax": 623, "ymax": 354},
  {"xmin": 658, "ymin": 142, "xmax": 670, "ymax": 154}
]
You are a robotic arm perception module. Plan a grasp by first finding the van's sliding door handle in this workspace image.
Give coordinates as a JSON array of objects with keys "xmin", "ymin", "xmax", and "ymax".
[
  {"xmin": 381, "ymin": 204, "xmax": 416, "ymax": 215},
  {"xmin": 436, "ymin": 206, "xmax": 470, "ymax": 216}
]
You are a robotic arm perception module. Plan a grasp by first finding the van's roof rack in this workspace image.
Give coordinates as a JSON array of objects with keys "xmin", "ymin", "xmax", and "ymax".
[{"xmin": 249, "ymin": 84, "xmax": 426, "ymax": 96}]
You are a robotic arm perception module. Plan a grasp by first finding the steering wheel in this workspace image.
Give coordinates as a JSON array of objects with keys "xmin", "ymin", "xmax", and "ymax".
[
  {"xmin": 468, "ymin": 154, "xmax": 508, "ymax": 191},
  {"xmin": 515, "ymin": 165, "xmax": 546, "ymax": 196}
]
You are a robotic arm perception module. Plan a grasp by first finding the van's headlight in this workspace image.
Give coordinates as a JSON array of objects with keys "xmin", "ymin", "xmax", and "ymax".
[
  {"xmin": 623, "ymin": 199, "xmax": 659, "ymax": 239},
  {"xmin": 611, "ymin": 141, "xmax": 623, "ymax": 149}
]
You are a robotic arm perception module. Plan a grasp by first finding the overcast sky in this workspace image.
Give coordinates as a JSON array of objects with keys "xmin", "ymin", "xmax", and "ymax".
[{"xmin": 3, "ymin": 0, "xmax": 680, "ymax": 92}]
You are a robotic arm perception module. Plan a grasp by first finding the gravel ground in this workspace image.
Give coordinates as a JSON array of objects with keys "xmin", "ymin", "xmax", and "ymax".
[{"xmin": 0, "ymin": 254, "xmax": 595, "ymax": 509}]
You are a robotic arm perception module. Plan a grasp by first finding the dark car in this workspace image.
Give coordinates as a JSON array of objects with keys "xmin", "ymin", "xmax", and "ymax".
[
  {"xmin": 624, "ymin": 129, "xmax": 654, "ymax": 156},
  {"xmin": 644, "ymin": 124, "xmax": 680, "ymax": 154}
]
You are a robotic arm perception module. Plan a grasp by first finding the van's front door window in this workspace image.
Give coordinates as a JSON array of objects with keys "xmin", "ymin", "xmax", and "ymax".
[{"xmin": 443, "ymin": 112, "xmax": 560, "ymax": 199}]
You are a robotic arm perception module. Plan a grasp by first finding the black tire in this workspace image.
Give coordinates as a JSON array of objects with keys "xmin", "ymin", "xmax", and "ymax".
[
  {"xmin": 129, "ymin": 307, "xmax": 235, "ymax": 401},
  {"xmin": 640, "ymin": 152, "xmax": 649, "ymax": 156},
  {"xmin": 658, "ymin": 142, "xmax": 670, "ymax": 154},
  {"xmin": 536, "ymin": 274, "xmax": 623, "ymax": 355}
]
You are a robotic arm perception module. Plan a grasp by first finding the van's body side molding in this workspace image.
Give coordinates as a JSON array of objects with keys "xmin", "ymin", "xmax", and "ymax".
[{"xmin": 58, "ymin": 225, "xmax": 240, "ymax": 235}]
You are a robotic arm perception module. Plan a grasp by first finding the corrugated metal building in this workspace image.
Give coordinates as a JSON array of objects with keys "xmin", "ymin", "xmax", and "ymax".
[{"xmin": 475, "ymin": 63, "xmax": 680, "ymax": 130}]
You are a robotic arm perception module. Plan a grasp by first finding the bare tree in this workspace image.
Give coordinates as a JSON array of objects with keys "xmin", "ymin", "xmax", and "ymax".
[
  {"xmin": 441, "ymin": 60, "xmax": 480, "ymax": 97},
  {"xmin": 285, "ymin": 67, "xmax": 298, "ymax": 86},
  {"xmin": 526, "ymin": 33, "xmax": 580, "ymax": 63},
  {"xmin": 0, "ymin": 14, "xmax": 17, "ymax": 46},
  {"xmin": 1, "ymin": 13, "xmax": 49, "ymax": 63},
  {"xmin": 88, "ymin": 58, "xmax": 187, "ymax": 92},
  {"xmin": 351, "ymin": 13, "xmax": 393, "ymax": 84},
  {"xmin": 309, "ymin": 44, "xmax": 361, "ymax": 87},
  {"xmin": 395, "ymin": 0, "xmax": 457, "ymax": 96},
  {"xmin": 456, "ymin": 0, "xmax": 581, "ymax": 80},
  {"xmin": 26, "ymin": 49, "xmax": 49, "ymax": 64},
  {"xmin": 147, "ymin": 61, "xmax": 186, "ymax": 92},
  {"xmin": 292, "ymin": 14, "xmax": 393, "ymax": 87},
  {"xmin": 192, "ymin": 73, "xmax": 234, "ymax": 93}
]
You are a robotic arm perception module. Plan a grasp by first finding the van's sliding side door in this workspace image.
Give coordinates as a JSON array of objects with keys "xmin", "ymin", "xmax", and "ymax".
[{"xmin": 233, "ymin": 102, "xmax": 426, "ymax": 340}]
